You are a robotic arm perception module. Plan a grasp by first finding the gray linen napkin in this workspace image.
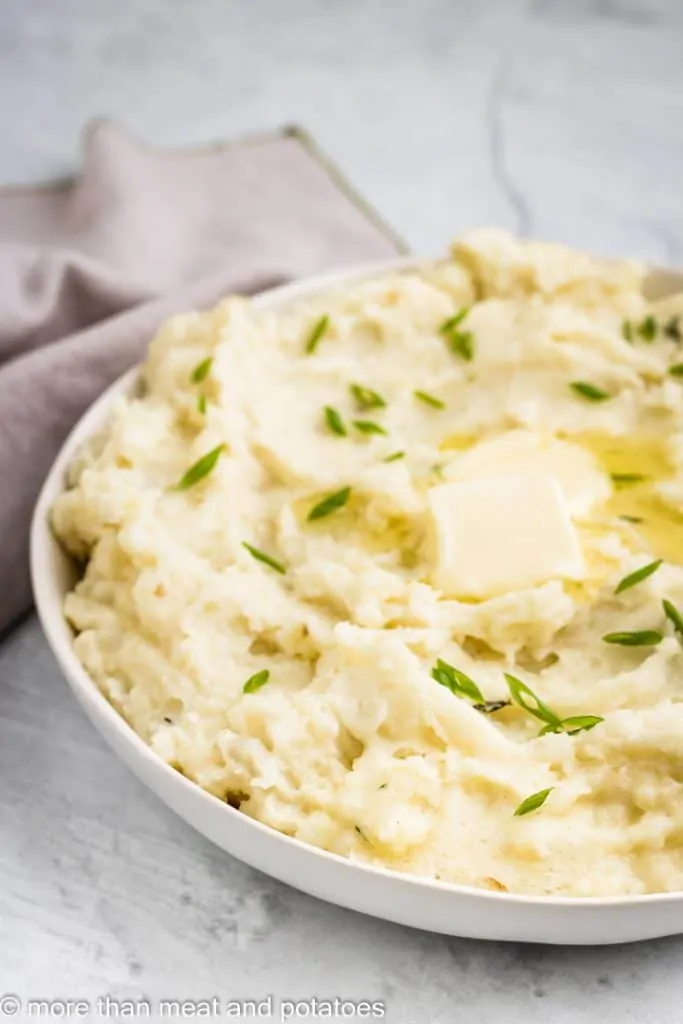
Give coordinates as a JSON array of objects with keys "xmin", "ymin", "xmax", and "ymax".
[{"xmin": 0, "ymin": 121, "xmax": 405, "ymax": 635}]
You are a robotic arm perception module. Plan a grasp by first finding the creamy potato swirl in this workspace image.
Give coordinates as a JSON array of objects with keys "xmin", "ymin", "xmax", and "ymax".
[{"xmin": 52, "ymin": 230, "xmax": 683, "ymax": 896}]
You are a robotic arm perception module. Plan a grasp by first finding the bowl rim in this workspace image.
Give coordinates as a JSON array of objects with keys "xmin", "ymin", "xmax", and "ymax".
[{"xmin": 30, "ymin": 254, "xmax": 683, "ymax": 911}]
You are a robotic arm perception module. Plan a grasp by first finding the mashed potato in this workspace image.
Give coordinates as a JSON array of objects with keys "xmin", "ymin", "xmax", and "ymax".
[{"xmin": 52, "ymin": 229, "xmax": 683, "ymax": 896}]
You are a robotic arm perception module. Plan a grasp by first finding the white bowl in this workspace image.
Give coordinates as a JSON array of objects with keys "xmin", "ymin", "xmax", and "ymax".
[{"xmin": 31, "ymin": 257, "xmax": 683, "ymax": 945}]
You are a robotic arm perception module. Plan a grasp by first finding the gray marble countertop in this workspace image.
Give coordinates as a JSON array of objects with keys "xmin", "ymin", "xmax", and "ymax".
[{"xmin": 3, "ymin": 0, "xmax": 683, "ymax": 1020}]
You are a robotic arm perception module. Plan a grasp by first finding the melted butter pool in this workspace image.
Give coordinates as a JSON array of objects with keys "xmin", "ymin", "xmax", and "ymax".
[
  {"xmin": 570, "ymin": 432, "xmax": 683, "ymax": 566},
  {"xmin": 294, "ymin": 429, "xmax": 683, "ymax": 578},
  {"xmin": 294, "ymin": 494, "xmax": 423, "ymax": 568},
  {"xmin": 439, "ymin": 432, "xmax": 479, "ymax": 454},
  {"xmin": 439, "ymin": 428, "xmax": 683, "ymax": 568}
]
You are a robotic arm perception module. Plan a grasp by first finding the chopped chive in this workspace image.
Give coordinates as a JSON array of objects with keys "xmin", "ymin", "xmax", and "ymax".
[
  {"xmin": 190, "ymin": 356, "xmax": 213, "ymax": 383},
  {"xmin": 446, "ymin": 330, "xmax": 474, "ymax": 362},
  {"xmin": 622, "ymin": 320, "xmax": 633, "ymax": 342},
  {"xmin": 663, "ymin": 599, "xmax": 683, "ymax": 636},
  {"xmin": 197, "ymin": 394, "xmax": 207, "ymax": 414},
  {"xmin": 602, "ymin": 630, "xmax": 663, "ymax": 647},
  {"xmin": 439, "ymin": 308, "xmax": 469, "ymax": 334},
  {"xmin": 242, "ymin": 542, "xmax": 286, "ymax": 575},
  {"xmin": 349, "ymin": 383, "xmax": 386, "ymax": 411},
  {"xmin": 354, "ymin": 825, "xmax": 369, "ymax": 841},
  {"xmin": 570, "ymin": 381, "xmax": 610, "ymax": 402},
  {"xmin": 307, "ymin": 486, "xmax": 352, "ymax": 521},
  {"xmin": 414, "ymin": 390, "xmax": 445, "ymax": 410},
  {"xmin": 174, "ymin": 444, "xmax": 225, "ymax": 490},
  {"xmin": 353, "ymin": 419, "xmax": 387, "ymax": 436},
  {"xmin": 514, "ymin": 788, "xmax": 553, "ymax": 817},
  {"xmin": 504, "ymin": 673, "xmax": 563, "ymax": 730},
  {"xmin": 615, "ymin": 559, "xmax": 662, "ymax": 595},
  {"xmin": 611, "ymin": 472, "xmax": 646, "ymax": 485},
  {"xmin": 305, "ymin": 314, "xmax": 330, "ymax": 354},
  {"xmin": 440, "ymin": 307, "xmax": 474, "ymax": 360},
  {"xmin": 559, "ymin": 715, "xmax": 603, "ymax": 735},
  {"xmin": 637, "ymin": 314, "xmax": 657, "ymax": 342},
  {"xmin": 431, "ymin": 659, "xmax": 484, "ymax": 703},
  {"xmin": 619, "ymin": 514, "xmax": 643, "ymax": 524},
  {"xmin": 384, "ymin": 450, "xmax": 405, "ymax": 463},
  {"xmin": 539, "ymin": 715, "xmax": 603, "ymax": 737},
  {"xmin": 324, "ymin": 406, "xmax": 347, "ymax": 437},
  {"xmin": 473, "ymin": 699, "xmax": 511, "ymax": 714},
  {"xmin": 669, "ymin": 363, "xmax": 683, "ymax": 377},
  {"xmin": 664, "ymin": 316, "xmax": 682, "ymax": 342},
  {"xmin": 243, "ymin": 669, "xmax": 270, "ymax": 694}
]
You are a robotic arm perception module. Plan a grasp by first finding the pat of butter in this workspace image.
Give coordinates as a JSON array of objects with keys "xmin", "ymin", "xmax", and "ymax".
[
  {"xmin": 429, "ymin": 472, "xmax": 584, "ymax": 598},
  {"xmin": 446, "ymin": 430, "xmax": 609, "ymax": 517}
]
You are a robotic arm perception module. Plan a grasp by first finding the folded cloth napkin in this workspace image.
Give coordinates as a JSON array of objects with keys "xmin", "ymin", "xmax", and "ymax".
[{"xmin": 0, "ymin": 121, "xmax": 405, "ymax": 636}]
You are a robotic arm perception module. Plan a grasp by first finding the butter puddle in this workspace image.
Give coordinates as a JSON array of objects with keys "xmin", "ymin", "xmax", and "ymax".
[
  {"xmin": 294, "ymin": 494, "xmax": 423, "ymax": 568},
  {"xmin": 295, "ymin": 430, "xmax": 683, "ymax": 578},
  {"xmin": 440, "ymin": 428, "xmax": 683, "ymax": 568},
  {"xmin": 439, "ymin": 432, "xmax": 479, "ymax": 454},
  {"xmin": 569, "ymin": 432, "xmax": 683, "ymax": 566}
]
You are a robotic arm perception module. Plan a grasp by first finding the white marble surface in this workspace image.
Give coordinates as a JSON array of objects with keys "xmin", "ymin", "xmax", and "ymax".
[{"xmin": 2, "ymin": 0, "xmax": 683, "ymax": 1020}]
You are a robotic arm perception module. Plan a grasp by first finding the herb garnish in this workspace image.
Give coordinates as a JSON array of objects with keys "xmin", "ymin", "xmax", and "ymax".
[
  {"xmin": 538, "ymin": 715, "xmax": 603, "ymax": 736},
  {"xmin": 350, "ymin": 383, "xmax": 386, "ymax": 411},
  {"xmin": 669, "ymin": 364, "xmax": 683, "ymax": 377},
  {"xmin": 242, "ymin": 542, "xmax": 286, "ymax": 575},
  {"xmin": 190, "ymin": 356, "xmax": 213, "ymax": 383},
  {"xmin": 615, "ymin": 559, "xmax": 662, "ymax": 595},
  {"xmin": 445, "ymin": 330, "xmax": 474, "ymax": 362},
  {"xmin": 439, "ymin": 308, "xmax": 469, "ymax": 334},
  {"xmin": 611, "ymin": 473, "xmax": 646, "ymax": 485},
  {"xmin": 663, "ymin": 599, "xmax": 683, "ymax": 636},
  {"xmin": 623, "ymin": 314, "xmax": 679, "ymax": 343},
  {"xmin": 438, "ymin": 667, "xmax": 600, "ymax": 735},
  {"xmin": 505, "ymin": 675, "xmax": 602, "ymax": 736},
  {"xmin": 384, "ymin": 451, "xmax": 405, "ymax": 463},
  {"xmin": 665, "ymin": 316, "xmax": 682, "ymax": 342},
  {"xmin": 305, "ymin": 314, "xmax": 330, "ymax": 354},
  {"xmin": 324, "ymin": 406, "xmax": 347, "ymax": 437},
  {"xmin": 637, "ymin": 314, "xmax": 657, "ymax": 342},
  {"xmin": 243, "ymin": 669, "xmax": 270, "ymax": 694},
  {"xmin": 514, "ymin": 788, "xmax": 553, "ymax": 817},
  {"xmin": 354, "ymin": 419, "xmax": 387, "ymax": 436},
  {"xmin": 439, "ymin": 306, "xmax": 474, "ymax": 360},
  {"xmin": 504, "ymin": 674, "xmax": 563, "ymax": 731},
  {"xmin": 432, "ymin": 661, "xmax": 510, "ymax": 714},
  {"xmin": 414, "ymin": 390, "xmax": 445, "ymax": 410},
  {"xmin": 570, "ymin": 381, "xmax": 610, "ymax": 402},
  {"xmin": 307, "ymin": 486, "xmax": 351, "ymax": 521},
  {"xmin": 174, "ymin": 444, "xmax": 225, "ymax": 490},
  {"xmin": 432, "ymin": 660, "xmax": 484, "ymax": 703},
  {"xmin": 197, "ymin": 394, "xmax": 207, "ymax": 414},
  {"xmin": 619, "ymin": 514, "xmax": 643, "ymax": 524},
  {"xmin": 473, "ymin": 699, "xmax": 511, "ymax": 714},
  {"xmin": 602, "ymin": 630, "xmax": 663, "ymax": 646}
]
